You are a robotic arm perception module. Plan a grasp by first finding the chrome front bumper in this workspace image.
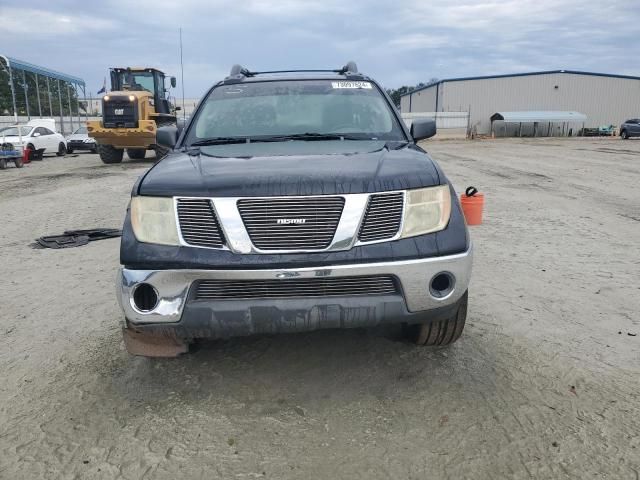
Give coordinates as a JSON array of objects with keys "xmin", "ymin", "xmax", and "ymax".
[{"xmin": 118, "ymin": 246, "xmax": 473, "ymax": 328}]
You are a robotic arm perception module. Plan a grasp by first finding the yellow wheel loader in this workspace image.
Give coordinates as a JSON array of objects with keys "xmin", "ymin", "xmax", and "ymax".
[{"xmin": 87, "ymin": 68, "xmax": 179, "ymax": 164}]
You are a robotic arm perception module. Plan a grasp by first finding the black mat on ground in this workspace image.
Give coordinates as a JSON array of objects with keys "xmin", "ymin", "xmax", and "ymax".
[{"xmin": 33, "ymin": 228, "xmax": 122, "ymax": 249}]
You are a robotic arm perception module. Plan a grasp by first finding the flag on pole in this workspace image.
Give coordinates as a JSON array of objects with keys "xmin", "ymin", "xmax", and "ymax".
[{"xmin": 97, "ymin": 77, "xmax": 106, "ymax": 94}]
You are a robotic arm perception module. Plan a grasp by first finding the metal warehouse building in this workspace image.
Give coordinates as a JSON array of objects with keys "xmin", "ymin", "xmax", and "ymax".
[{"xmin": 400, "ymin": 70, "xmax": 640, "ymax": 135}]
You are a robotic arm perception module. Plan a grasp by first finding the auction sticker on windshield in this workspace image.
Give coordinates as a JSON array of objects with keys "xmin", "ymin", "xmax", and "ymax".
[{"xmin": 331, "ymin": 81, "xmax": 372, "ymax": 89}]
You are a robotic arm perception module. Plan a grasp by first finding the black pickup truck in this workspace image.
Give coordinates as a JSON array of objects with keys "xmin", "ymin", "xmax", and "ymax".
[{"xmin": 117, "ymin": 62, "xmax": 473, "ymax": 357}]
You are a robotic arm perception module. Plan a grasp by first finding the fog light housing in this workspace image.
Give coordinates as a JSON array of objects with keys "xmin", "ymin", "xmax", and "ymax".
[
  {"xmin": 429, "ymin": 272, "xmax": 455, "ymax": 299},
  {"xmin": 132, "ymin": 283, "xmax": 158, "ymax": 312}
]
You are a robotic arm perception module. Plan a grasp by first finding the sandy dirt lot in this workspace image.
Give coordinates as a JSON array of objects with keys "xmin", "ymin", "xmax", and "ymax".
[{"xmin": 0, "ymin": 139, "xmax": 638, "ymax": 479}]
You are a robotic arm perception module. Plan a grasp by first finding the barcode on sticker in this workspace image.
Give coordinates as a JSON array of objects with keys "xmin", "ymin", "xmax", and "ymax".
[{"xmin": 331, "ymin": 81, "xmax": 372, "ymax": 89}]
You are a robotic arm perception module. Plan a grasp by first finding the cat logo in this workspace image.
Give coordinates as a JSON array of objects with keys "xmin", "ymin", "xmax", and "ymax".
[{"xmin": 114, "ymin": 108, "xmax": 124, "ymax": 115}]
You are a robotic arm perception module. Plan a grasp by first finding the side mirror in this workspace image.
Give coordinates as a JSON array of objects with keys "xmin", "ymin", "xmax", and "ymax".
[
  {"xmin": 156, "ymin": 126, "xmax": 179, "ymax": 150},
  {"xmin": 175, "ymin": 106, "xmax": 182, "ymax": 111},
  {"xmin": 410, "ymin": 119, "xmax": 437, "ymax": 141},
  {"xmin": 33, "ymin": 132, "xmax": 41, "ymax": 137},
  {"xmin": 170, "ymin": 77, "xmax": 177, "ymax": 88},
  {"xmin": 177, "ymin": 116, "xmax": 188, "ymax": 134}
]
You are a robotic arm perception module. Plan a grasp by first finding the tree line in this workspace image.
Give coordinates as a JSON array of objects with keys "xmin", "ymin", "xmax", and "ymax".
[
  {"xmin": 0, "ymin": 65, "xmax": 83, "ymax": 117},
  {"xmin": 386, "ymin": 78, "xmax": 439, "ymax": 109}
]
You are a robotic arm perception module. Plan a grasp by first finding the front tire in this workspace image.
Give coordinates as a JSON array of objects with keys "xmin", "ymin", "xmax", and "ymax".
[
  {"xmin": 621, "ymin": 130, "xmax": 629, "ymax": 140},
  {"xmin": 27, "ymin": 144, "xmax": 40, "ymax": 161},
  {"xmin": 98, "ymin": 144, "xmax": 124, "ymax": 164},
  {"xmin": 66, "ymin": 147, "xmax": 74, "ymax": 154},
  {"xmin": 404, "ymin": 291, "xmax": 468, "ymax": 346},
  {"xmin": 56, "ymin": 143, "xmax": 66, "ymax": 156},
  {"xmin": 126, "ymin": 148, "xmax": 146, "ymax": 160}
]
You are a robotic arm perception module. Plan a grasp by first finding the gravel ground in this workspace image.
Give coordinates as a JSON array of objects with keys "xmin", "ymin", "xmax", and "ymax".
[{"xmin": 0, "ymin": 139, "xmax": 638, "ymax": 479}]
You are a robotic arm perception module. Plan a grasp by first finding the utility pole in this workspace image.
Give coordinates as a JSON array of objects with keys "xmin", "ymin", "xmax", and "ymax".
[
  {"xmin": 46, "ymin": 76, "xmax": 53, "ymax": 116},
  {"xmin": 180, "ymin": 27, "xmax": 186, "ymax": 121},
  {"xmin": 67, "ymin": 83, "xmax": 74, "ymax": 131},
  {"xmin": 22, "ymin": 70, "xmax": 30, "ymax": 120},
  {"xmin": 4, "ymin": 63, "xmax": 18, "ymax": 123},
  {"xmin": 57, "ymin": 79, "xmax": 64, "ymax": 134},
  {"xmin": 35, "ymin": 73, "xmax": 42, "ymax": 117}
]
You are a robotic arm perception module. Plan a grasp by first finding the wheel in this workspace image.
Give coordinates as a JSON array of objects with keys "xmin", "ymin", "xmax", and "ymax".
[
  {"xmin": 621, "ymin": 130, "xmax": 629, "ymax": 140},
  {"xmin": 14, "ymin": 157, "xmax": 24, "ymax": 168},
  {"xmin": 27, "ymin": 144, "xmax": 40, "ymax": 161},
  {"xmin": 403, "ymin": 291, "xmax": 468, "ymax": 346},
  {"xmin": 0, "ymin": 158, "xmax": 6, "ymax": 170},
  {"xmin": 66, "ymin": 147, "xmax": 74, "ymax": 154},
  {"xmin": 56, "ymin": 143, "xmax": 66, "ymax": 156},
  {"xmin": 98, "ymin": 144, "xmax": 124, "ymax": 164},
  {"xmin": 126, "ymin": 148, "xmax": 146, "ymax": 160}
]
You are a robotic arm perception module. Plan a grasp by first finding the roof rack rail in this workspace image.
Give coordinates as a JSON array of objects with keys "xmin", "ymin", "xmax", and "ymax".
[
  {"xmin": 223, "ymin": 61, "xmax": 361, "ymax": 83},
  {"xmin": 228, "ymin": 64, "xmax": 255, "ymax": 78},
  {"xmin": 337, "ymin": 61, "xmax": 358, "ymax": 74}
]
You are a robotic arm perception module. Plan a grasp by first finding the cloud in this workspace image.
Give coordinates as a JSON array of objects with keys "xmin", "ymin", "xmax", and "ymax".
[
  {"xmin": 241, "ymin": 0, "xmax": 349, "ymax": 17},
  {"xmin": 0, "ymin": 0, "xmax": 638, "ymax": 97},
  {"xmin": 388, "ymin": 34, "xmax": 448, "ymax": 51},
  {"xmin": 0, "ymin": 7, "xmax": 116, "ymax": 35}
]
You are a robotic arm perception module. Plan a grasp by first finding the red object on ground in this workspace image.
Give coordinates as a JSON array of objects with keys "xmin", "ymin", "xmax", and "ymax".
[
  {"xmin": 22, "ymin": 148, "xmax": 31, "ymax": 164},
  {"xmin": 461, "ymin": 187, "xmax": 484, "ymax": 225}
]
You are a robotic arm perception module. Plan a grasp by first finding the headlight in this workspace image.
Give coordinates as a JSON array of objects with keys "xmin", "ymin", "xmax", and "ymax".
[
  {"xmin": 130, "ymin": 196, "xmax": 180, "ymax": 245},
  {"xmin": 84, "ymin": 138, "xmax": 95, "ymax": 143},
  {"xmin": 400, "ymin": 185, "xmax": 451, "ymax": 238}
]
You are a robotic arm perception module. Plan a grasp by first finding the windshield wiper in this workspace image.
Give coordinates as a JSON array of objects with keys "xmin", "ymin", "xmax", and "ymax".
[
  {"xmin": 189, "ymin": 133, "xmax": 375, "ymax": 147},
  {"xmin": 186, "ymin": 133, "xmax": 385, "ymax": 154},
  {"xmin": 264, "ymin": 133, "xmax": 373, "ymax": 141},
  {"xmin": 189, "ymin": 137, "xmax": 253, "ymax": 147}
]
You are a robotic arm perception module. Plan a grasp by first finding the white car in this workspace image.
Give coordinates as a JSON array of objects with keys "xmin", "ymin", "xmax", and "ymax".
[
  {"xmin": 65, "ymin": 126, "xmax": 97, "ymax": 154},
  {"xmin": 0, "ymin": 119, "xmax": 67, "ymax": 160}
]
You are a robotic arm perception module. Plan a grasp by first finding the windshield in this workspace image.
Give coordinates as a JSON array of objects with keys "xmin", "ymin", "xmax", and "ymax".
[
  {"xmin": 116, "ymin": 71, "xmax": 154, "ymax": 93},
  {"xmin": 73, "ymin": 127, "xmax": 88, "ymax": 134},
  {"xmin": 186, "ymin": 80, "xmax": 405, "ymax": 144},
  {"xmin": 0, "ymin": 126, "xmax": 32, "ymax": 137}
]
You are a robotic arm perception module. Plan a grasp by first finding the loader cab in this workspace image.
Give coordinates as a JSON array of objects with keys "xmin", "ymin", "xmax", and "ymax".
[{"xmin": 110, "ymin": 68, "xmax": 176, "ymax": 114}]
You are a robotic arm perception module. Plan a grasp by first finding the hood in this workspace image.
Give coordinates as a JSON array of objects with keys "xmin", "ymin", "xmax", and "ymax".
[
  {"xmin": 138, "ymin": 140, "xmax": 441, "ymax": 197},
  {"xmin": 0, "ymin": 136, "xmax": 24, "ymax": 145},
  {"xmin": 67, "ymin": 133, "xmax": 90, "ymax": 141}
]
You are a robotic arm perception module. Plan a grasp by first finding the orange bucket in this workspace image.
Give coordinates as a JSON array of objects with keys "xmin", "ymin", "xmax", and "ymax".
[{"xmin": 460, "ymin": 186, "xmax": 484, "ymax": 225}]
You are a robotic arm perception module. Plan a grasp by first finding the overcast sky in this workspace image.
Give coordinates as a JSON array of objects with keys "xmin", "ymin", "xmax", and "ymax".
[{"xmin": 1, "ymin": 0, "xmax": 638, "ymax": 98}]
